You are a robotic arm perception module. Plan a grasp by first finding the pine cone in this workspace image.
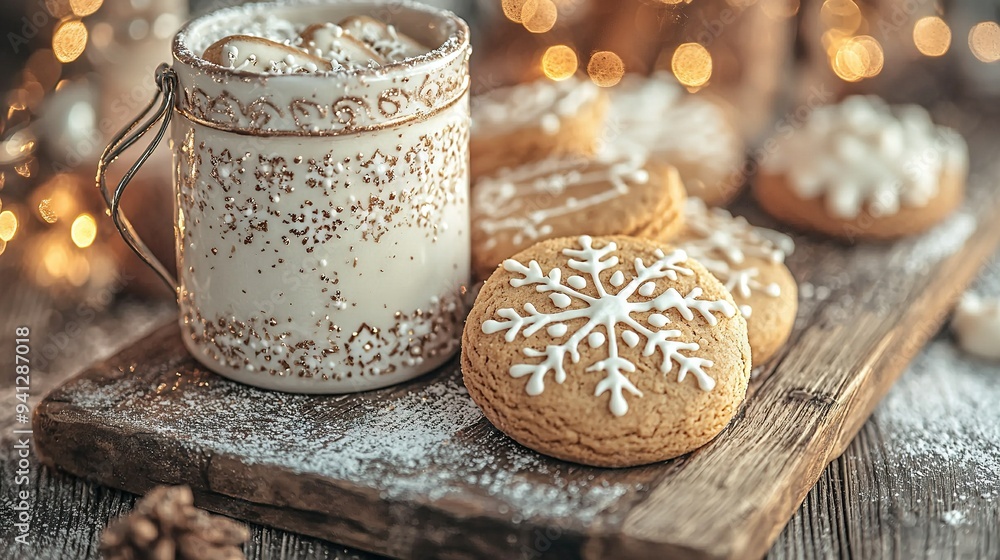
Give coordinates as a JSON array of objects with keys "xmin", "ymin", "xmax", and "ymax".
[{"xmin": 101, "ymin": 485, "xmax": 249, "ymax": 560}]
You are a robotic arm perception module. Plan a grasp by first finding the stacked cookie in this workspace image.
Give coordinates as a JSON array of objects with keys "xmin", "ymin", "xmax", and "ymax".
[
  {"xmin": 462, "ymin": 80, "xmax": 968, "ymax": 468},
  {"xmin": 471, "ymin": 151, "xmax": 686, "ymax": 279}
]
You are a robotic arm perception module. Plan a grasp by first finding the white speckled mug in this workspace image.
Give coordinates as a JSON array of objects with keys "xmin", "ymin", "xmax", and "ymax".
[{"xmin": 98, "ymin": 0, "xmax": 471, "ymax": 393}]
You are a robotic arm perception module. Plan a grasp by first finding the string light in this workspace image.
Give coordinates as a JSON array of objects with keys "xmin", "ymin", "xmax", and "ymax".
[
  {"xmin": 542, "ymin": 45, "xmax": 578, "ymax": 80},
  {"xmin": 672, "ymin": 43, "xmax": 713, "ymax": 87}
]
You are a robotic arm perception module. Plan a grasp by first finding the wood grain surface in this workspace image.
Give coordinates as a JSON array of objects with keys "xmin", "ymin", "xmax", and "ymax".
[{"xmin": 22, "ymin": 149, "xmax": 1000, "ymax": 559}]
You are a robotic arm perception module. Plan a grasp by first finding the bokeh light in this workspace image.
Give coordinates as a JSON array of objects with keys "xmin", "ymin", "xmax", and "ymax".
[
  {"xmin": 0, "ymin": 210, "xmax": 18, "ymax": 241},
  {"xmin": 833, "ymin": 35, "xmax": 883, "ymax": 81},
  {"xmin": 52, "ymin": 20, "xmax": 88, "ymax": 63},
  {"xmin": 502, "ymin": 0, "xmax": 528, "ymax": 23},
  {"xmin": 761, "ymin": 0, "xmax": 800, "ymax": 19},
  {"xmin": 71, "ymin": 213, "xmax": 97, "ymax": 248},
  {"xmin": 671, "ymin": 43, "xmax": 713, "ymax": 87},
  {"xmin": 970, "ymin": 22, "xmax": 1000, "ymax": 63},
  {"xmin": 913, "ymin": 17, "xmax": 951, "ymax": 57},
  {"xmin": 587, "ymin": 51, "xmax": 625, "ymax": 87},
  {"xmin": 542, "ymin": 45, "xmax": 578, "ymax": 80},
  {"xmin": 522, "ymin": 0, "xmax": 557, "ymax": 33},
  {"xmin": 69, "ymin": 0, "xmax": 103, "ymax": 17},
  {"xmin": 820, "ymin": 0, "xmax": 862, "ymax": 35}
]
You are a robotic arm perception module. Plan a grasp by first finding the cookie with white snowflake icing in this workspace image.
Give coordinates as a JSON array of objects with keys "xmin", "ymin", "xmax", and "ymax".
[
  {"xmin": 471, "ymin": 77, "xmax": 607, "ymax": 179},
  {"xmin": 670, "ymin": 198, "xmax": 798, "ymax": 364},
  {"xmin": 607, "ymin": 72, "xmax": 745, "ymax": 206},
  {"xmin": 462, "ymin": 235, "xmax": 751, "ymax": 467},
  {"xmin": 471, "ymin": 151, "xmax": 686, "ymax": 280},
  {"xmin": 755, "ymin": 95, "xmax": 968, "ymax": 239}
]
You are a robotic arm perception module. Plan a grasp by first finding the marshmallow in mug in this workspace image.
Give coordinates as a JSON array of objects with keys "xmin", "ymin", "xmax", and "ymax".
[{"xmin": 201, "ymin": 13, "xmax": 428, "ymax": 74}]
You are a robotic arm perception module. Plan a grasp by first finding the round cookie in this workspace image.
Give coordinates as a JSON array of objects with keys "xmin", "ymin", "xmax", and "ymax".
[
  {"xmin": 471, "ymin": 77, "xmax": 607, "ymax": 179},
  {"xmin": 755, "ymin": 95, "xmax": 968, "ymax": 240},
  {"xmin": 607, "ymin": 72, "xmax": 745, "ymax": 206},
  {"xmin": 668, "ymin": 198, "xmax": 797, "ymax": 364},
  {"xmin": 462, "ymin": 235, "xmax": 752, "ymax": 467},
  {"xmin": 471, "ymin": 152, "xmax": 686, "ymax": 280}
]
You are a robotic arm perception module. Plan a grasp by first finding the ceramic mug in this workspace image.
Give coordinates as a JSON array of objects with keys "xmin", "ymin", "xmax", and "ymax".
[{"xmin": 98, "ymin": 0, "xmax": 471, "ymax": 393}]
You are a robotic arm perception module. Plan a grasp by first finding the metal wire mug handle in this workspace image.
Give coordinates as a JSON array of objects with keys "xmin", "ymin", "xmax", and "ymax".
[{"xmin": 97, "ymin": 63, "xmax": 179, "ymax": 299}]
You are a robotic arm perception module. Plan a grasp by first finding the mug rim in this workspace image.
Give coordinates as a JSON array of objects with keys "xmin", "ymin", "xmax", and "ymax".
[{"xmin": 172, "ymin": 0, "xmax": 470, "ymax": 81}]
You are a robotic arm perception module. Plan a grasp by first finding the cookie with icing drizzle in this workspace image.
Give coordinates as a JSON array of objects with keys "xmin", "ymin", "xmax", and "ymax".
[
  {"xmin": 607, "ymin": 72, "xmax": 745, "ymax": 206},
  {"xmin": 470, "ymin": 151, "xmax": 686, "ymax": 280},
  {"xmin": 755, "ymin": 95, "xmax": 968, "ymax": 240},
  {"xmin": 669, "ymin": 198, "xmax": 798, "ymax": 364},
  {"xmin": 462, "ymin": 235, "xmax": 751, "ymax": 467},
  {"xmin": 471, "ymin": 77, "xmax": 607, "ymax": 179}
]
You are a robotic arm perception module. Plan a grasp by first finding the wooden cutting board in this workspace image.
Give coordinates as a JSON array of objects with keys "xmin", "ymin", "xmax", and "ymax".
[{"xmin": 33, "ymin": 166, "xmax": 1000, "ymax": 559}]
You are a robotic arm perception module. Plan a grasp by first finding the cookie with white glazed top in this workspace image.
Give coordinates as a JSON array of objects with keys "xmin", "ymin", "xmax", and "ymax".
[
  {"xmin": 471, "ymin": 77, "xmax": 608, "ymax": 179},
  {"xmin": 471, "ymin": 151, "xmax": 686, "ymax": 280},
  {"xmin": 462, "ymin": 235, "xmax": 751, "ymax": 467},
  {"xmin": 666, "ymin": 198, "xmax": 797, "ymax": 364},
  {"xmin": 755, "ymin": 95, "xmax": 968, "ymax": 240},
  {"xmin": 607, "ymin": 72, "xmax": 745, "ymax": 206}
]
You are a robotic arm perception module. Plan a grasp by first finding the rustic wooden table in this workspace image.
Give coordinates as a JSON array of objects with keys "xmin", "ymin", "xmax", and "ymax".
[{"xmin": 1, "ymin": 241, "xmax": 997, "ymax": 559}]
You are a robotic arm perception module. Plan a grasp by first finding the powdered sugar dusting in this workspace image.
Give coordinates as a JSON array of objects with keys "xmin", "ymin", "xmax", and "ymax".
[
  {"xmin": 68, "ymin": 366, "xmax": 634, "ymax": 523},
  {"xmin": 877, "ymin": 341, "xmax": 1000, "ymax": 488}
]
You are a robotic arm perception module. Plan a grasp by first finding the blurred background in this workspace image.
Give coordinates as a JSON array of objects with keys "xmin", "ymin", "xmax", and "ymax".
[{"xmin": 0, "ymin": 0, "xmax": 998, "ymax": 314}]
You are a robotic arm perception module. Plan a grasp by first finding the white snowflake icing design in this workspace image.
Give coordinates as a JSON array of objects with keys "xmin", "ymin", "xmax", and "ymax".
[
  {"xmin": 681, "ymin": 198, "xmax": 794, "ymax": 318},
  {"xmin": 482, "ymin": 235, "xmax": 737, "ymax": 417}
]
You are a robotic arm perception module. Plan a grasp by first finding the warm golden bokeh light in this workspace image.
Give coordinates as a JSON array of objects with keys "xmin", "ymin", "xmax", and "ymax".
[
  {"xmin": 671, "ymin": 43, "xmax": 713, "ymax": 87},
  {"xmin": 71, "ymin": 213, "xmax": 97, "ymax": 248},
  {"xmin": 542, "ymin": 45, "xmax": 578, "ymax": 80},
  {"xmin": 42, "ymin": 239, "xmax": 69, "ymax": 278},
  {"xmin": 502, "ymin": 0, "xmax": 528, "ymax": 23},
  {"xmin": 820, "ymin": 0, "xmax": 862, "ymax": 34},
  {"xmin": 69, "ymin": 0, "xmax": 102, "ymax": 17},
  {"xmin": 761, "ymin": 0, "xmax": 800, "ymax": 19},
  {"xmin": 0, "ymin": 210, "xmax": 18, "ymax": 241},
  {"xmin": 522, "ymin": 0, "xmax": 557, "ymax": 33},
  {"xmin": 587, "ymin": 51, "xmax": 625, "ymax": 87},
  {"xmin": 913, "ymin": 17, "xmax": 952, "ymax": 57},
  {"xmin": 52, "ymin": 19, "xmax": 88, "ymax": 63},
  {"xmin": 38, "ymin": 199, "xmax": 58, "ymax": 223},
  {"xmin": 970, "ymin": 22, "xmax": 1000, "ymax": 63},
  {"xmin": 913, "ymin": 17, "xmax": 951, "ymax": 57},
  {"xmin": 833, "ymin": 35, "xmax": 883, "ymax": 81}
]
